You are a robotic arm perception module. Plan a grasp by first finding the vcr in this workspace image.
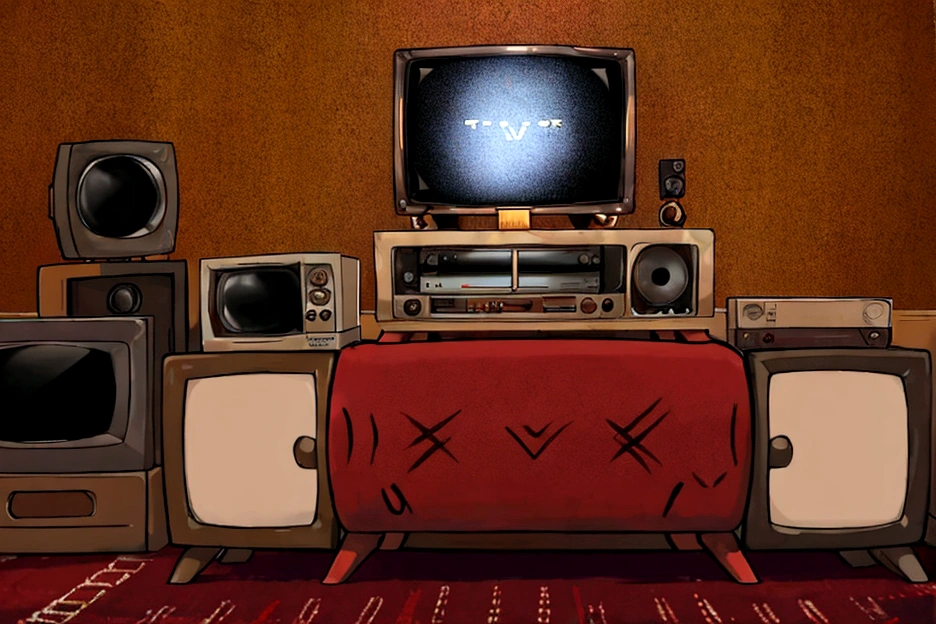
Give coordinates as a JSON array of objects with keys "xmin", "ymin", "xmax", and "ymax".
[{"xmin": 374, "ymin": 229, "xmax": 715, "ymax": 330}]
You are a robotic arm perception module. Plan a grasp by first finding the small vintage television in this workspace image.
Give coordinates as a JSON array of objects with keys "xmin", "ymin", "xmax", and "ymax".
[
  {"xmin": 393, "ymin": 45, "xmax": 636, "ymax": 220},
  {"xmin": 742, "ymin": 347, "xmax": 931, "ymax": 581},
  {"xmin": 200, "ymin": 253, "xmax": 361, "ymax": 352},
  {"xmin": 162, "ymin": 352, "xmax": 339, "ymax": 583},
  {"xmin": 50, "ymin": 140, "xmax": 179, "ymax": 259},
  {"xmin": 0, "ymin": 317, "xmax": 155, "ymax": 473}
]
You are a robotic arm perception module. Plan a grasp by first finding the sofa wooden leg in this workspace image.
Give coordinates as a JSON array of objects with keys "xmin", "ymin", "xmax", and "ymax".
[
  {"xmin": 700, "ymin": 532, "xmax": 759, "ymax": 584},
  {"xmin": 323, "ymin": 533, "xmax": 382, "ymax": 585},
  {"xmin": 380, "ymin": 532, "xmax": 407, "ymax": 551},
  {"xmin": 168, "ymin": 546, "xmax": 222, "ymax": 584},
  {"xmin": 668, "ymin": 533, "xmax": 702, "ymax": 551},
  {"xmin": 219, "ymin": 548, "xmax": 254, "ymax": 564}
]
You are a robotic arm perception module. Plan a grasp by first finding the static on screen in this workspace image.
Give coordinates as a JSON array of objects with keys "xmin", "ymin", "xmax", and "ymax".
[{"xmin": 405, "ymin": 56, "xmax": 624, "ymax": 207}]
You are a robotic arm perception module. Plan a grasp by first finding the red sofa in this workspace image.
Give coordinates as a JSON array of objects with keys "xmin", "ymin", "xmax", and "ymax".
[{"xmin": 325, "ymin": 337, "xmax": 754, "ymax": 584}]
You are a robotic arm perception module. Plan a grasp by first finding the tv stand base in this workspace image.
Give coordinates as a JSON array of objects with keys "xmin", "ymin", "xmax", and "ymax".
[
  {"xmin": 840, "ymin": 547, "xmax": 928, "ymax": 583},
  {"xmin": 0, "ymin": 467, "xmax": 167, "ymax": 553}
]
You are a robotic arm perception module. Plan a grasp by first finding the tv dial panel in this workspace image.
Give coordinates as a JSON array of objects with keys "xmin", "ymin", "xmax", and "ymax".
[{"xmin": 305, "ymin": 265, "xmax": 337, "ymax": 326}]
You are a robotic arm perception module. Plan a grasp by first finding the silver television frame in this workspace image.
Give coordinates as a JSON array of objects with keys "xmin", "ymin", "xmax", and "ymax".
[{"xmin": 393, "ymin": 45, "xmax": 636, "ymax": 217}]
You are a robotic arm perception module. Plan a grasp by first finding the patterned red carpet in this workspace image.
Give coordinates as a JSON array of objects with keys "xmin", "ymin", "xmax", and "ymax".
[{"xmin": 2, "ymin": 547, "xmax": 936, "ymax": 623}]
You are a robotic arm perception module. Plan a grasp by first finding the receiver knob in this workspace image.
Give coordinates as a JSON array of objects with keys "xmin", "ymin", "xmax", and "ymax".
[
  {"xmin": 319, "ymin": 309, "xmax": 332, "ymax": 321},
  {"xmin": 403, "ymin": 299, "xmax": 422, "ymax": 316},
  {"xmin": 743, "ymin": 304, "xmax": 764, "ymax": 321},
  {"xmin": 580, "ymin": 298, "xmax": 598, "ymax": 314},
  {"xmin": 107, "ymin": 283, "xmax": 142, "ymax": 314},
  {"xmin": 601, "ymin": 298, "xmax": 614, "ymax": 312},
  {"xmin": 305, "ymin": 309, "xmax": 317, "ymax": 322},
  {"xmin": 863, "ymin": 302, "xmax": 885, "ymax": 324}
]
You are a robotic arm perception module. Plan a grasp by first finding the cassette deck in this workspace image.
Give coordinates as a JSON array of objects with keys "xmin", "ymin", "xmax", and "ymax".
[{"xmin": 375, "ymin": 229, "xmax": 715, "ymax": 331}]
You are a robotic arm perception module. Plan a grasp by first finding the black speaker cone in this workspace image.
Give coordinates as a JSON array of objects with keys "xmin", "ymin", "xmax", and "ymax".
[
  {"xmin": 106, "ymin": 283, "xmax": 142, "ymax": 314},
  {"xmin": 77, "ymin": 155, "xmax": 163, "ymax": 239},
  {"xmin": 633, "ymin": 246, "xmax": 689, "ymax": 305}
]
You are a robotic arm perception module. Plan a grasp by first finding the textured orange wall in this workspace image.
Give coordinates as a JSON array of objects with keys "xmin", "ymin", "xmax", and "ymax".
[{"xmin": 1, "ymin": 0, "xmax": 935, "ymax": 318}]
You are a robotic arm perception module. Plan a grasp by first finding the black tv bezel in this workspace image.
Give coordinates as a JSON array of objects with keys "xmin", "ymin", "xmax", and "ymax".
[
  {"xmin": 393, "ymin": 45, "xmax": 636, "ymax": 217},
  {"xmin": 743, "ymin": 347, "xmax": 931, "ymax": 550}
]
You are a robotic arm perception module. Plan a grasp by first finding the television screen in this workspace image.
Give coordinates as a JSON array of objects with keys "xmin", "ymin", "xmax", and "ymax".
[
  {"xmin": 0, "ymin": 317, "xmax": 153, "ymax": 474},
  {"xmin": 767, "ymin": 370, "xmax": 907, "ymax": 529},
  {"xmin": 394, "ymin": 46, "xmax": 635, "ymax": 215},
  {"xmin": 0, "ymin": 345, "xmax": 117, "ymax": 443},
  {"xmin": 216, "ymin": 266, "xmax": 303, "ymax": 335}
]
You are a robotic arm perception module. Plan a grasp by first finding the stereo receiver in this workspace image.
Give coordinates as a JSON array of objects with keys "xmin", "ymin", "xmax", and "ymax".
[
  {"xmin": 727, "ymin": 297, "xmax": 892, "ymax": 350},
  {"xmin": 375, "ymin": 229, "xmax": 715, "ymax": 331}
]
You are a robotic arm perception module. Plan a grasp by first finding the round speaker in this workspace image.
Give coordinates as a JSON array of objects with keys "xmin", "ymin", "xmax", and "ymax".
[
  {"xmin": 107, "ymin": 283, "xmax": 142, "ymax": 315},
  {"xmin": 77, "ymin": 155, "xmax": 165, "ymax": 239},
  {"xmin": 633, "ymin": 246, "xmax": 690, "ymax": 306}
]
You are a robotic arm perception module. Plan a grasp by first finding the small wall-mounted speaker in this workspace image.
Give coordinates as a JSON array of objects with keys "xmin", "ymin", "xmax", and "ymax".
[
  {"xmin": 50, "ymin": 140, "xmax": 179, "ymax": 260},
  {"xmin": 659, "ymin": 159, "xmax": 686, "ymax": 200}
]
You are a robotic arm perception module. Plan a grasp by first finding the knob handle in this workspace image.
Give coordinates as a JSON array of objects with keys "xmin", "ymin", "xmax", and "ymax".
[
  {"xmin": 293, "ymin": 436, "xmax": 318, "ymax": 469},
  {"xmin": 768, "ymin": 435, "xmax": 793, "ymax": 469}
]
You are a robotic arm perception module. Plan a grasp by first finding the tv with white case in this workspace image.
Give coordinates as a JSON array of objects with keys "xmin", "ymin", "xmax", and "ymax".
[{"xmin": 742, "ymin": 347, "xmax": 931, "ymax": 582}]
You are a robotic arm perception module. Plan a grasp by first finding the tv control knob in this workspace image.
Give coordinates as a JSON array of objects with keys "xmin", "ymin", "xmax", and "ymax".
[
  {"xmin": 743, "ymin": 304, "xmax": 764, "ymax": 321},
  {"xmin": 601, "ymin": 298, "xmax": 615, "ymax": 313},
  {"xmin": 107, "ymin": 283, "xmax": 142, "ymax": 314},
  {"xmin": 580, "ymin": 298, "xmax": 598, "ymax": 314},
  {"xmin": 319, "ymin": 309, "xmax": 332, "ymax": 321},
  {"xmin": 403, "ymin": 299, "xmax": 422, "ymax": 316},
  {"xmin": 309, "ymin": 268, "xmax": 329, "ymax": 286},
  {"xmin": 403, "ymin": 271, "xmax": 416, "ymax": 284},
  {"xmin": 762, "ymin": 332, "xmax": 774, "ymax": 344},
  {"xmin": 305, "ymin": 309, "xmax": 317, "ymax": 322},
  {"xmin": 578, "ymin": 253, "xmax": 591, "ymax": 265},
  {"xmin": 869, "ymin": 330, "xmax": 881, "ymax": 340},
  {"xmin": 309, "ymin": 288, "xmax": 331, "ymax": 306}
]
